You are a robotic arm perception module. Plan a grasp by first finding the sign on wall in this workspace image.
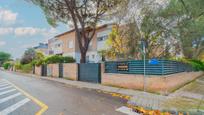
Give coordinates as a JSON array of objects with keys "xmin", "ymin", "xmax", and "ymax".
[
  {"xmin": 149, "ymin": 58, "xmax": 159, "ymax": 65},
  {"xmin": 117, "ymin": 62, "xmax": 129, "ymax": 71}
]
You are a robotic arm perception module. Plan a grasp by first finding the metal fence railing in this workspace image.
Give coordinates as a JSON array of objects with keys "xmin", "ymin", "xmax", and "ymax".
[{"xmin": 105, "ymin": 60, "xmax": 193, "ymax": 75}]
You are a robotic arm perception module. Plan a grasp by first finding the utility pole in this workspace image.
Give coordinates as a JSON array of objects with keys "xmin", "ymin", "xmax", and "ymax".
[{"xmin": 141, "ymin": 39, "xmax": 146, "ymax": 92}]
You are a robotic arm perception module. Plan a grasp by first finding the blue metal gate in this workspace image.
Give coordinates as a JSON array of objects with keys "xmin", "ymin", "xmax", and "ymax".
[{"xmin": 78, "ymin": 63, "xmax": 101, "ymax": 83}]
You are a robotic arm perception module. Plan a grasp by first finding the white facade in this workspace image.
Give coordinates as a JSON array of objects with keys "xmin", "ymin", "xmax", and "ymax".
[
  {"xmin": 86, "ymin": 25, "xmax": 112, "ymax": 63},
  {"xmin": 48, "ymin": 38, "xmax": 63, "ymax": 55},
  {"xmin": 86, "ymin": 51, "xmax": 101, "ymax": 63},
  {"xmin": 96, "ymin": 28, "xmax": 112, "ymax": 51}
]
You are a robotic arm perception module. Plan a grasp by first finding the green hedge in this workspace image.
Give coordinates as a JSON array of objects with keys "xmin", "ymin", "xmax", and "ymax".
[
  {"xmin": 171, "ymin": 58, "xmax": 204, "ymax": 71},
  {"xmin": 44, "ymin": 55, "xmax": 75, "ymax": 64}
]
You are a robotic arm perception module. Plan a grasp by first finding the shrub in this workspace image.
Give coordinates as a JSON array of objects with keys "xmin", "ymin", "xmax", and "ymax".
[
  {"xmin": 187, "ymin": 59, "xmax": 204, "ymax": 71},
  {"xmin": 171, "ymin": 58, "xmax": 204, "ymax": 71},
  {"xmin": 21, "ymin": 64, "xmax": 33, "ymax": 73},
  {"xmin": 33, "ymin": 51, "xmax": 45, "ymax": 66},
  {"xmin": 3, "ymin": 62, "xmax": 12, "ymax": 70},
  {"xmin": 14, "ymin": 62, "xmax": 22, "ymax": 70},
  {"xmin": 35, "ymin": 60, "xmax": 45, "ymax": 67},
  {"xmin": 63, "ymin": 56, "xmax": 75, "ymax": 63},
  {"xmin": 44, "ymin": 55, "xmax": 75, "ymax": 64}
]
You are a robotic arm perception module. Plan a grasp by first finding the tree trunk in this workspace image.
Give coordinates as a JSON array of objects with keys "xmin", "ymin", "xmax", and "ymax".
[{"xmin": 80, "ymin": 51, "xmax": 86, "ymax": 63}]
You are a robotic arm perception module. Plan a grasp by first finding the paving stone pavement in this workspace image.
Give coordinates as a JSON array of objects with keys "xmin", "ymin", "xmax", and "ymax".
[
  {"xmin": 128, "ymin": 92, "xmax": 167, "ymax": 110},
  {"xmin": 170, "ymin": 91, "xmax": 204, "ymax": 100}
]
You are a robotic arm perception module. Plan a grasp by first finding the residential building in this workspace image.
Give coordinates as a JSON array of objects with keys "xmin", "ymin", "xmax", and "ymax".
[
  {"xmin": 33, "ymin": 43, "xmax": 48, "ymax": 55},
  {"xmin": 48, "ymin": 37, "xmax": 63, "ymax": 55},
  {"xmin": 48, "ymin": 24, "xmax": 113, "ymax": 63},
  {"xmin": 86, "ymin": 24, "xmax": 113, "ymax": 63}
]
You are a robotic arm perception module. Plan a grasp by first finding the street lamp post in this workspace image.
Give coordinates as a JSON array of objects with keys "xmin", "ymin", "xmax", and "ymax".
[{"xmin": 141, "ymin": 39, "xmax": 146, "ymax": 92}]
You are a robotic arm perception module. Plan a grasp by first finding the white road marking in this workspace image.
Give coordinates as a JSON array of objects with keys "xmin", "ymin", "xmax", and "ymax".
[
  {"xmin": 0, "ymin": 89, "xmax": 16, "ymax": 96},
  {"xmin": 0, "ymin": 98, "xmax": 30, "ymax": 115},
  {"xmin": 0, "ymin": 84, "xmax": 10, "ymax": 88},
  {"xmin": 0, "ymin": 83, "xmax": 8, "ymax": 86},
  {"xmin": 0, "ymin": 93, "xmax": 21, "ymax": 104},
  {"xmin": 0, "ymin": 86, "xmax": 13, "ymax": 91},
  {"xmin": 116, "ymin": 106, "xmax": 141, "ymax": 115},
  {"xmin": 0, "ymin": 81, "xmax": 7, "ymax": 84}
]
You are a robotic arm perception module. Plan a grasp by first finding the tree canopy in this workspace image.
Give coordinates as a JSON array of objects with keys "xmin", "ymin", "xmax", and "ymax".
[
  {"xmin": 155, "ymin": 0, "xmax": 204, "ymax": 59},
  {"xmin": 20, "ymin": 48, "xmax": 36, "ymax": 64},
  {"xmin": 106, "ymin": 0, "xmax": 204, "ymax": 60},
  {"xmin": 29, "ymin": 0, "xmax": 127, "ymax": 63},
  {"xmin": 0, "ymin": 52, "xmax": 11, "ymax": 65},
  {"xmin": 29, "ymin": 0, "xmax": 204, "ymax": 61}
]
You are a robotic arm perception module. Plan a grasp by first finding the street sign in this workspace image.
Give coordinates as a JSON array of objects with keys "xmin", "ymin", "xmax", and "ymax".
[{"xmin": 149, "ymin": 58, "xmax": 159, "ymax": 65}]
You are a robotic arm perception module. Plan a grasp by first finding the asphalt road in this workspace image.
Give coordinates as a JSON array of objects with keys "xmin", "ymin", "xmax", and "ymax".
[{"xmin": 0, "ymin": 70, "xmax": 126, "ymax": 115}]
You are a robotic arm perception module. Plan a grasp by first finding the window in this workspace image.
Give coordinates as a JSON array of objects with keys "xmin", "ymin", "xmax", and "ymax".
[
  {"xmin": 55, "ymin": 43, "xmax": 62, "ymax": 48},
  {"xmin": 68, "ymin": 40, "xmax": 73, "ymax": 48},
  {"xmin": 98, "ymin": 37, "xmax": 103, "ymax": 41},
  {"xmin": 97, "ymin": 35, "xmax": 108, "ymax": 41},
  {"xmin": 55, "ymin": 44, "xmax": 59, "ymax": 48},
  {"xmin": 103, "ymin": 35, "xmax": 108, "ymax": 40}
]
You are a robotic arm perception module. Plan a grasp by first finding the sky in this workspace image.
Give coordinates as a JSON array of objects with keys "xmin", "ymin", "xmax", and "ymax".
[{"xmin": 0, "ymin": 0, "xmax": 67, "ymax": 59}]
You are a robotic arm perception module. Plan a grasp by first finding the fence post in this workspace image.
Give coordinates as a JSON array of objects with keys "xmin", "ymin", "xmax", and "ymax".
[
  {"xmin": 98, "ymin": 63, "xmax": 101, "ymax": 83},
  {"xmin": 77, "ymin": 63, "xmax": 80, "ymax": 81},
  {"xmin": 162, "ymin": 60, "xmax": 164, "ymax": 75},
  {"xmin": 33, "ymin": 65, "xmax": 35, "ymax": 74}
]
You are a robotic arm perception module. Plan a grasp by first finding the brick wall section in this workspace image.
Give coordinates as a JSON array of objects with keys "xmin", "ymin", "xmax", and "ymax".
[
  {"xmin": 102, "ymin": 73, "xmax": 144, "ymax": 89},
  {"xmin": 47, "ymin": 64, "xmax": 59, "ymax": 78},
  {"xmin": 47, "ymin": 64, "xmax": 55, "ymax": 77},
  {"xmin": 63, "ymin": 63, "xmax": 78, "ymax": 80},
  {"xmin": 35, "ymin": 66, "xmax": 41, "ymax": 76},
  {"xmin": 101, "ymin": 64, "xmax": 204, "ymax": 94}
]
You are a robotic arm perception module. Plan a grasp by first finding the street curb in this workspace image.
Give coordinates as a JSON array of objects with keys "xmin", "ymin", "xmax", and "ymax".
[
  {"xmin": 3, "ymin": 70, "xmax": 132, "ymax": 96},
  {"xmin": 3, "ymin": 70, "xmax": 165, "ymax": 98},
  {"xmin": 4, "ymin": 70, "xmax": 41, "ymax": 78}
]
